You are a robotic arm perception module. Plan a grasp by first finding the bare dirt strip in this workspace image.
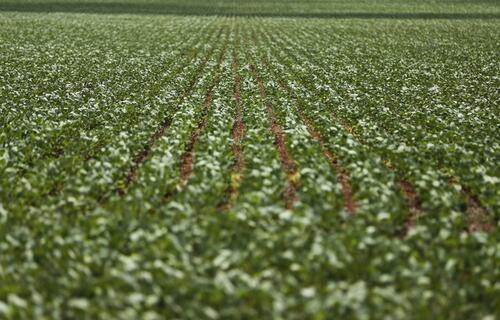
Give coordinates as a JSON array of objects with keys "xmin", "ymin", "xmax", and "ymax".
[
  {"xmin": 248, "ymin": 62, "xmax": 299, "ymax": 209},
  {"xmin": 331, "ymin": 113, "xmax": 425, "ymax": 233},
  {"xmin": 398, "ymin": 180, "xmax": 423, "ymax": 237},
  {"xmin": 251, "ymin": 31, "xmax": 357, "ymax": 215},
  {"xmin": 267, "ymin": 28, "xmax": 493, "ymax": 234},
  {"xmin": 334, "ymin": 109, "xmax": 496, "ymax": 235},
  {"xmin": 161, "ymin": 29, "xmax": 229, "ymax": 204},
  {"xmin": 118, "ymin": 29, "xmax": 224, "ymax": 196},
  {"xmin": 335, "ymin": 112, "xmax": 495, "ymax": 234},
  {"xmin": 255, "ymin": 48, "xmax": 357, "ymax": 215},
  {"xmin": 260, "ymin": 28, "xmax": 426, "ymax": 229},
  {"xmin": 296, "ymin": 109, "xmax": 357, "ymax": 215},
  {"xmin": 456, "ymin": 181, "xmax": 495, "ymax": 233},
  {"xmin": 217, "ymin": 47, "xmax": 246, "ymax": 211},
  {"xmin": 259, "ymin": 29, "xmax": 429, "ymax": 226}
]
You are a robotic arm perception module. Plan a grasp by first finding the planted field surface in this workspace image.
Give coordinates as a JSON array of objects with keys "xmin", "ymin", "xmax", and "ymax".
[{"xmin": 0, "ymin": 1, "xmax": 499, "ymax": 318}]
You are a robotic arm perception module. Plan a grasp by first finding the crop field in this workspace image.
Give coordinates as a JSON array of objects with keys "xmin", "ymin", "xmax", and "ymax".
[{"xmin": 0, "ymin": 0, "xmax": 499, "ymax": 319}]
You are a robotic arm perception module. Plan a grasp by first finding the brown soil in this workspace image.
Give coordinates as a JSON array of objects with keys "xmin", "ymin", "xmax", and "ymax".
[
  {"xmin": 117, "ymin": 30, "xmax": 223, "ymax": 196},
  {"xmin": 218, "ymin": 49, "xmax": 246, "ymax": 211},
  {"xmin": 462, "ymin": 186, "xmax": 494, "ymax": 233},
  {"xmin": 264, "ymin": 63, "xmax": 356, "ymax": 215},
  {"xmin": 296, "ymin": 109, "xmax": 357, "ymax": 215},
  {"xmin": 120, "ymin": 116, "xmax": 172, "ymax": 195},
  {"xmin": 398, "ymin": 180, "xmax": 423, "ymax": 237},
  {"xmin": 162, "ymin": 30, "xmax": 229, "ymax": 203},
  {"xmin": 249, "ymin": 63, "xmax": 298, "ymax": 209}
]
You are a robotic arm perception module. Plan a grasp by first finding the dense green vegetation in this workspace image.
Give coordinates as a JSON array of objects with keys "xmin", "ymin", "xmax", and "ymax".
[{"xmin": 0, "ymin": 0, "xmax": 499, "ymax": 319}]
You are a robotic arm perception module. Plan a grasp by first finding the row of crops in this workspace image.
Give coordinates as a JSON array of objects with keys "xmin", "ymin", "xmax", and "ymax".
[{"xmin": 0, "ymin": 11, "xmax": 499, "ymax": 319}]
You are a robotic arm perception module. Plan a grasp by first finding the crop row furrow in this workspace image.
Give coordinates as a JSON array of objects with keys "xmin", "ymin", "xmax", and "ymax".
[
  {"xmin": 279, "ymin": 23, "xmax": 498, "ymax": 217},
  {"xmin": 2, "ymin": 18, "xmax": 202, "ymax": 165},
  {"xmin": 248, "ymin": 62, "xmax": 298, "ymax": 209},
  {"xmin": 59, "ymin": 22, "xmax": 226, "ymax": 213},
  {"xmin": 246, "ymin": 26, "xmax": 349, "ymax": 220},
  {"xmin": 229, "ymin": 28, "xmax": 285, "ymax": 214},
  {"xmin": 119, "ymin": 27, "xmax": 224, "ymax": 195},
  {"xmin": 104, "ymin": 24, "xmax": 230, "ymax": 216},
  {"xmin": 217, "ymin": 34, "xmax": 246, "ymax": 211},
  {"xmin": 162, "ymin": 28, "xmax": 230, "ymax": 204},
  {"xmin": 272, "ymin": 26, "xmax": 495, "ymax": 232},
  {"xmin": 1, "ymin": 18, "xmax": 217, "ymax": 211},
  {"xmin": 257, "ymin": 25, "xmax": 407, "ymax": 231},
  {"xmin": 259, "ymin": 52, "xmax": 357, "ymax": 216}
]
